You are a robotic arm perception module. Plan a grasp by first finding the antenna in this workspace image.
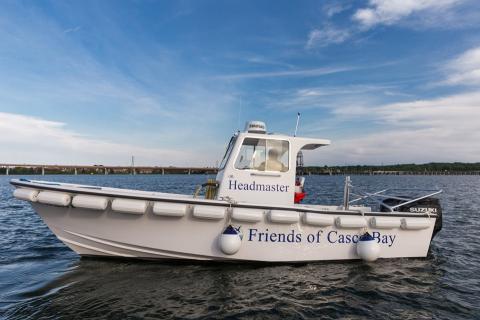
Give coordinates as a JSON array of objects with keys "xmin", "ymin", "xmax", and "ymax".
[
  {"xmin": 294, "ymin": 112, "xmax": 301, "ymax": 137},
  {"xmin": 237, "ymin": 97, "xmax": 242, "ymax": 131}
]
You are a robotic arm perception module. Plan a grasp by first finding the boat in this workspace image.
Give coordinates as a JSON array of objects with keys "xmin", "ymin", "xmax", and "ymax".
[{"xmin": 11, "ymin": 120, "xmax": 443, "ymax": 262}]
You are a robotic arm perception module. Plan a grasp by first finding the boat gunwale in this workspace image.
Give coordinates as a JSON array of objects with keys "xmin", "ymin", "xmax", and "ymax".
[{"xmin": 10, "ymin": 179, "xmax": 438, "ymax": 218}]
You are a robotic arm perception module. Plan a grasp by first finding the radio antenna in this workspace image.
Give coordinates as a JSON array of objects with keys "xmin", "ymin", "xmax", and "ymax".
[
  {"xmin": 237, "ymin": 97, "xmax": 242, "ymax": 131},
  {"xmin": 294, "ymin": 112, "xmax": 301, "ymax": 137}
]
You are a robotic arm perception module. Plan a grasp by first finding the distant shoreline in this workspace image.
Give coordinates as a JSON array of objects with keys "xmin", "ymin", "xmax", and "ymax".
[
  {"xmin": 1, "ymin": 162, "xmax": 479, "ymax": 175},
  {"xmin": 302, "ymin": 163, "xmax": 480, "ymax": 175}
]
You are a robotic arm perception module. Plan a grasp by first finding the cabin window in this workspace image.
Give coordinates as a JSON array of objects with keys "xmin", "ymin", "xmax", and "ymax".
[{"xmin": 235, "ymin": 138, "xmax": 289, "ymax": 172}]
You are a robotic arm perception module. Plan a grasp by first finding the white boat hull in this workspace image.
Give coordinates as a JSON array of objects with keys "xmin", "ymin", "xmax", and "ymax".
[{"xmin": 31, "ymin": 202, "xmax": 436, "ymax": 262}]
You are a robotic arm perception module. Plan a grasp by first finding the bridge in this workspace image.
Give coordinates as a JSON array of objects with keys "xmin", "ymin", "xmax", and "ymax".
[
  {"xmin": 1, "ymin": 163, "xmax": 479, "ymax": 176},
  {"xmin": 0, "ymin": 163, "xmax": 218, "ymax": 175}
]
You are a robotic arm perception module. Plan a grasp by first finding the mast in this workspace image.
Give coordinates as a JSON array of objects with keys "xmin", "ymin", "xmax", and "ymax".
[{"xmin": 294, "ymin": 112, "xmax": 300, "ymax": 137}]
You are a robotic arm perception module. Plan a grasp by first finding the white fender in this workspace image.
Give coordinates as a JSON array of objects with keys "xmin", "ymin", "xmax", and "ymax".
[
  {"xmin": 357, "ymin": 233, "xmax": 381, "ymax": 262},
  {"xmin": 37, "ymin": 191, "xmax": 71, "ymax": 207},
  {"xmin": 111, "ymin": 198, "xmax": 147, "ymax": 214},
  {"xmin": 13, "ymin": 188, "xmax": 39, "ymax": 202},
  {"xmin": 232, "ymin": 208, "xmax": 263, "ymax": 223},
  {"xmin": 335, "ymin": 216, "xmax": 367, "ymax": 228},
  {"xmin": 153, "ymin": 202, "xmax": 187, "ymax": 217},
  {"xmin": 303, "ymin": 212, "xmax": 334, "ymax": 226},
  {"xmin": 401, "ymin": 218, "xmax": 431, "ymax": 230},
  {"xmin": 218, "ymin": 225, "xmax": 242, "ymax": 255},
  {"xmin": 269, "ymin": 210, "xmax": 300, "ymax": 224},
  {"xmin": 193, "ymin": 205, "xmax": 226, "ymax": 220},
  {"xmin": 370, "ymin": 217, "xmax": 401, "ymax": 229},
  {"xmin": 72, "ymin": 195, "xmax": 109, "ymax": 211}
]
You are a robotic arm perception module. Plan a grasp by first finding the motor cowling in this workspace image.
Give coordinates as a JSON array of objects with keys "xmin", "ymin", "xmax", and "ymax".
[{"xmin": 380, "ymin": 197, "xmax": 442, "ymax": 239}]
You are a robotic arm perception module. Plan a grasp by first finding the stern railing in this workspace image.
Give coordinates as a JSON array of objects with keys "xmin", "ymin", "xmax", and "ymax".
[{"xmin": 342, "ymin": 176, "xmax": 442, "ymax": 212}]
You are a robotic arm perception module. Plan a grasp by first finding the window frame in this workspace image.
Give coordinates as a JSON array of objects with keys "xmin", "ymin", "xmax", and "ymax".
[{"xmin": 218, "ymin": 135, "xmax": 237, "ymax": 170}]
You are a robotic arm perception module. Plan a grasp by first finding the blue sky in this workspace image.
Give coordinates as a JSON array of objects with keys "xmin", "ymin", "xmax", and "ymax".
[{"xmin": 1, "ymin": 0, "xmax": 480, "ymax": 166}]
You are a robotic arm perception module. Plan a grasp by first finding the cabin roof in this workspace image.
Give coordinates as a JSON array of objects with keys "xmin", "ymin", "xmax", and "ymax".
[{"xmin": 238, "ymin": 132, "xmax": 330, "ymax": 150}]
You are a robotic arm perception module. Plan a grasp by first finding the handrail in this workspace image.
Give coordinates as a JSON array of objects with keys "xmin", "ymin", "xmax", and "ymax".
[
  {"xmin": 250, "ymin": 172, "xmax": 281, "ymax": 177},
  {"xmin": 343, "ymin": 176, "xmax": 442, "ymax": 212}
]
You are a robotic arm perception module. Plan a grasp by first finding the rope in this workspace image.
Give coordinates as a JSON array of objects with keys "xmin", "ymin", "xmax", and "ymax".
[{"xmin": 219, "ymin": 196, "xmax": 236, "ymax": 225}]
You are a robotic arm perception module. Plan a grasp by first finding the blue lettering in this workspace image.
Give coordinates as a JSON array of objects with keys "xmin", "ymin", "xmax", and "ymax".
[
  {"xmin": 248, "ymin": 228, "xmax": 257, "ymax": 241},
  {"xmin": 286, "ymin": 230, "xmax": 296, "ymax": 242},
  {"xmin": 295, "ymin": 234, "xmax": 302, "ymax": 243},
  {"xmin": 388, "ymin": 235, "xmax": 396, "ymax": 247},
  {"xmin": 258, "ymin": 232, "xmax": 264, "ymax": 242},
  {"xmin": 327, "ymin": 231, "xmax": 337, "ymax": 243},
  {"xmin": 249, "ymin": 229, "xmax": 394, "ymax": 246},
  {"xmin": 307, "ymin": 234, "xmax": 315, "ymax": 243},
  {"xmin": 228, "ymin": 180, "xmax": 290, "ymax": 193},
  {"xmin": 270, "ymin": 232, "xmax": 277, "ymax": 242}
]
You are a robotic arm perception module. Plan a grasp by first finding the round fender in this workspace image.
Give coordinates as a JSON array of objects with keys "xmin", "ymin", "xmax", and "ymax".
[
  {"xmin": 356, "ymin": 232, "xmax": 380, "ymax": 262},
  {"xmin": 219, "ymin": 225, "xmax": 242, "ymax": 255}
]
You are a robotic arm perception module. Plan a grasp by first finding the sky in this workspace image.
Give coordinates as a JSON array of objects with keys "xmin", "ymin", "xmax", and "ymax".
[{"xmin": 1, "ymin": 0, "xmax": 480, "ymax": 166}]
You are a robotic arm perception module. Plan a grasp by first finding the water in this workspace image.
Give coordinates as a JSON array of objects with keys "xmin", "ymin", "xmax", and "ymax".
[{"xmin": 1, "ymin": 174, "xmax": 479, "ymax": 319}]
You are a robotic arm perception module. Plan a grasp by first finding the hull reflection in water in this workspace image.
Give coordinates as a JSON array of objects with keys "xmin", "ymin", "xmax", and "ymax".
[{"xmin": 5, "ymin": 256, "xmax": 447, "ymax": 319}]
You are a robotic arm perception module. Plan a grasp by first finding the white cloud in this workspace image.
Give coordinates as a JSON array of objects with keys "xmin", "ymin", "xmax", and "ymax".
[
  {"xmin": 265, "ymin": 84, "xmax": 398, "ymax": 112},
  {"xmin": 63, "ymin": 26, "xmax": 81, "ymax": 34},
  {"xmin": 444, "ymin": 46, "xmax": 480, "ymax": 85},
  {"xmin": 0, "ymin": 112, "xmax": 199, "ymax": 166},
  {"xmin": 306, "ymin": 26, "xmax": 351, "ymax": 48},
  {"xmin": 307, "ymin": 0, "xmax": 471, "ymax": 48},
  {"xmin": 353, "ymin": 0, "xmax": 460, "ymax": 28},
  {"xmin": 213, "ymin": 66, "xmax": 354, "ymax": 80},
  {"xmin": 297, "ymin": 85, "xmax": 394, "ymax": 97},
  {"xmin": 313, "ymin": 91, "xmax": 480, "ymax": 165},
  {"xmin": 245, "ymin": 56, "xmax": 294, "ymax": 69},
  {"xmin": 323, "ymin": 2, "xmax": 351, "ymax": 17}
]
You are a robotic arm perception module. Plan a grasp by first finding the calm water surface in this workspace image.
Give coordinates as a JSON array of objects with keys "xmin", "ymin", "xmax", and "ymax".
[{"xmin": 0, "ymin": 174, "xmax": 479, "ymax": 319}]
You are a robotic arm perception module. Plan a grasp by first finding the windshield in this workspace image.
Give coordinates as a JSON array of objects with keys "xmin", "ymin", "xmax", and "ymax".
[
  {"xmin": 235, "ymin": 138, "xmax": 289, "ymax": 172},
  {"xmin": 218, "ymin": 135, "xmax": 237, "ymax": 170}
]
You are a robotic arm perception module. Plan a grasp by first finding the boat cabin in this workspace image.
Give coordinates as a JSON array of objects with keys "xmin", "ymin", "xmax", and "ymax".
[{"xmin": 215, "ymin": 121, "xmax": 330, "ymax": 205}]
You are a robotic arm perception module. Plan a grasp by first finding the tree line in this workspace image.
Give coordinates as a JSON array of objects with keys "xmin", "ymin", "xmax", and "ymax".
[{"xmin": 304, "ymin": 162, "xmax": 480, "ymax": 174}]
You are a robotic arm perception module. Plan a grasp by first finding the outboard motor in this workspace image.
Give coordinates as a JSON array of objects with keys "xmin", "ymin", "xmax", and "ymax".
[{"xmin": 380, "ymin": 197, "xmax": 442, "ymax": 239}]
